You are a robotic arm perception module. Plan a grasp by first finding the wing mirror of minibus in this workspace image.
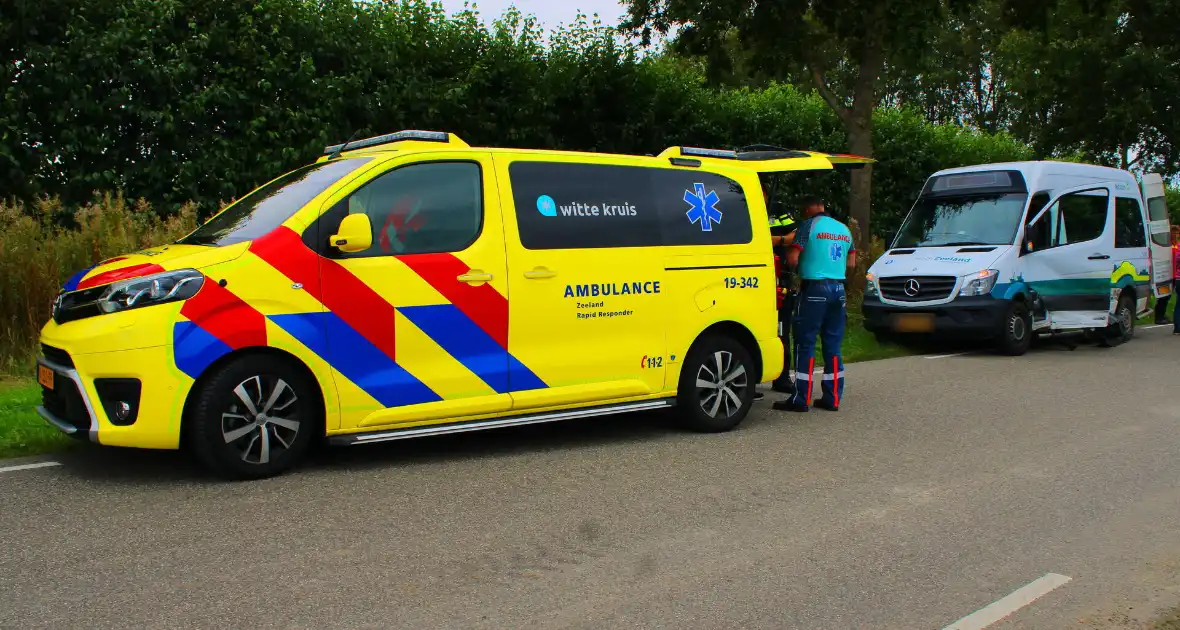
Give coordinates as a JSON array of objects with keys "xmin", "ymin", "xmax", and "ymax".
[{"xmin": 330, "ymin": 214, "xmax": 374, "ymax": 253}]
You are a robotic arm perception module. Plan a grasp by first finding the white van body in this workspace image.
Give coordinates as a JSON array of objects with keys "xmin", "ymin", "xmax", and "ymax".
[{"xmin": 862, "ymin": 161, "xmax": 1172, "ymax": 354}]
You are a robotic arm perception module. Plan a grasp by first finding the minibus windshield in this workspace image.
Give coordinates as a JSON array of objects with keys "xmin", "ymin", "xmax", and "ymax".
[
  {"xmin": 180, "ymin": 157, "xmax": 372, "ymax": 247},
  {"xmin": 893, "ymin": 193, "xmax": 1028, "ymax": 248}
]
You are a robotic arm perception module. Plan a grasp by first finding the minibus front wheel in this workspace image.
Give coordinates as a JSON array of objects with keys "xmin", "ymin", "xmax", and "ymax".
[{"xmin": 997, "ymin": 300, "xmax": 1032, "ymax": 356}]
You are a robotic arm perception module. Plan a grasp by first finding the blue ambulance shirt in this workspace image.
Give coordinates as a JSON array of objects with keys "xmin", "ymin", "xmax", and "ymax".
[{"xmin": 791, "ymin": 213, "xmax": 854, "ymax": 280}]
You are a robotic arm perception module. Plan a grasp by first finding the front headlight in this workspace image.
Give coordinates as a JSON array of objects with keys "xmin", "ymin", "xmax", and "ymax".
[
  {"xmin": 958, "ymin": 269, "xmax": 999, "ymax": 297},
  {"xmin": 97, "ymin": 269, "xmax": 205, "ymax": 314},
  {"xmin": 865, "ymin": 273, "xmax": 879, "ymax": 297}
]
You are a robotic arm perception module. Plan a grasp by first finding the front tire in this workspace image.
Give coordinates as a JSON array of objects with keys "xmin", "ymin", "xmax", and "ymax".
[
  {"xmin": 997, "ymin": 300, "xmax": 1032, "ymax": 356},
  {"xmin": 676, "ymin": 335, "xmax": 756, "ymax": 433},
  {"xmin": 187, "ymin": 355, "xmax": 319, "ymax": 480}
]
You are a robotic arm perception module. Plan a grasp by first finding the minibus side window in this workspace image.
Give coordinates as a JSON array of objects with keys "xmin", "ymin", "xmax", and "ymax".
[
  {"xmin": 1114, "ymin": 197, "xmax": 1147, "ymax": 249},
  {"xmin": 1025, "ymin": 189, "xmax": 1109, "ymax": 252},
  {"xmin": 1022, "ymin": 191, "xmax": 1051, "ymax": 253}
]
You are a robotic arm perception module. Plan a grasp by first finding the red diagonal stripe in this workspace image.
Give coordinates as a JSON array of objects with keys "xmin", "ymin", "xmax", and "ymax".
[
  {"xmin": 180, "ymin": 276, "xmax": 267, "ymax": 349},
  {"xmin": 397, "ymin": 253, "xmax": 508, "ymax": 349},
  {"xmin": 249, "ymin": 227, "xmax": 323, "ymax": 299},
  {"xmin": 77, "ymin": 263, "xmax": 165, "ymax": 290},
  {"xmin": 250, "ymin": 226, "xmax": 398, "ymax": 361}
]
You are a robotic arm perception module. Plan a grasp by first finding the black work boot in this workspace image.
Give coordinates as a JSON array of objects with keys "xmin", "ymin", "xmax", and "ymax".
[{"xmin": 772, "ymin": 399, "xmax": 809, "ymax": 413}]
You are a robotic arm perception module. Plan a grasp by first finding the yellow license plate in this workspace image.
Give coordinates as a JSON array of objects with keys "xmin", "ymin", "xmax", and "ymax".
[
  {"xmin": 37, "ymin": 365, "xmax": 55, "ymax": 390},
  {"xmin": 892, "ymin": 313, "xmax": 935, "ymax": 333}
]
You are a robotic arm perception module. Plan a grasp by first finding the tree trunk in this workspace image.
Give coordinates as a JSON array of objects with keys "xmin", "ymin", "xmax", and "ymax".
[
  {"xmin": 846, "ymin": 121, "xmax": 874, "ymax": 256},
  {"xmin": 804, "ymin": 25, "xmax": 882, "ymax": 258}
]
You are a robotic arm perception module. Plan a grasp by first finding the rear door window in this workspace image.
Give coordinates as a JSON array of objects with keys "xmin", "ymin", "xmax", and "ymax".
[{"xmin": 1147, "ymin": 197, "xmax": 1171, "ymax": 247}]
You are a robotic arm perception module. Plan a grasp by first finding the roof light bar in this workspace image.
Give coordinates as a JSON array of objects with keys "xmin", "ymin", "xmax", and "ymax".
[
  {"xmin": 324, "ymin": 130, "xmax": 450, "ymax": 155},
  {"xmin": 680, "ymin": 146, "xmax": 739, "ymax": 159}
]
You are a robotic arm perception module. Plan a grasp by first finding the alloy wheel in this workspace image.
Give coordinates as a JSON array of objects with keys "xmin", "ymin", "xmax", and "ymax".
[
  {"xmin": 695, "ymin": 350, "xmax": 749, "ymax": 419},
  {"xmin": 221, "ymin": 375, "xmax": 301, "ymax": 466}
]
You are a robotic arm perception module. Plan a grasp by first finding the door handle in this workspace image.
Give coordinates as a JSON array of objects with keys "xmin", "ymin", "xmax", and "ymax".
[
  {"xmin": 457, "ymin": 272, "xmax": 493, "ymax": 284},
  {"xmin": 524, "ymin": 267, "xmax": 557, "ymax": 280},
  {"xmin": 1088, "ymin": 254, "xmax": 1111, "ymax": 260}
]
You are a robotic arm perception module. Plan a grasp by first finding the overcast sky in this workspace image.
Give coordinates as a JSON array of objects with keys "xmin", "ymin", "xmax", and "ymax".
[{"xmin": 438, "ymin": 0, "xmax": 629, "ymax": 28}]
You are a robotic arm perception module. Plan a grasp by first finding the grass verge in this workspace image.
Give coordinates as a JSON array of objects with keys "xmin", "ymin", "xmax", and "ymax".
[{"xmin": 0, "ymin": 379, "xmax": 75, "ymax": 459}]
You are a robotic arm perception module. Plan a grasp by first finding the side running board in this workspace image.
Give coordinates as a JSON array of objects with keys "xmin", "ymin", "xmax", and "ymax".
[{"xmin": 329, "ymin": 398, "xmax": 676, "ymax": 446}]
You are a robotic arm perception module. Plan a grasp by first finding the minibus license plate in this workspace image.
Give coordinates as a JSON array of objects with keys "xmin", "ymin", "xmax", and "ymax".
[
  {"xmin": 37, "ymin": 365, "xmax": 55, "ymax": 390},
  {"xmin": 892, "ymin": 313, "xmax": 934, "ymax": 333}
]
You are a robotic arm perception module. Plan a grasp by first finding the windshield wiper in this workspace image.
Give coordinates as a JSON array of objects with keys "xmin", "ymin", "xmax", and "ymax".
[{"xmin": 933, "ymin": 241, "xmax": 990, "ymax": 247}]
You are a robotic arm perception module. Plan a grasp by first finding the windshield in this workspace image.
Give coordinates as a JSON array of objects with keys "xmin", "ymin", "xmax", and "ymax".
[
  {"xmin": 180, "ymin": 158, "xmax": 373, "ymax": 247},
  {"xmin": 893, "ymin": 193, "xmax": 1029, "ymax": 248}
]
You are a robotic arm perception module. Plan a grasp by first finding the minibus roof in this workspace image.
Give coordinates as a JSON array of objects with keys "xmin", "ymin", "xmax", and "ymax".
[{"xmin": 930, "ymin": 160, "xmax": 1138, "ymax": 194}]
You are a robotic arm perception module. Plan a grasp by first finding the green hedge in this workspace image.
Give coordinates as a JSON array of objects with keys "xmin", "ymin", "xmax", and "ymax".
[{"xmin": 2, "ymin": 0, "xmax": 1035, "ymax": 240}]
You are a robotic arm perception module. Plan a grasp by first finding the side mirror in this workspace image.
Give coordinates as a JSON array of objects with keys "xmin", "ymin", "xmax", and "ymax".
[{"xmin": 330, "ymin": 214, "xmax": 373, "ymax": 253}]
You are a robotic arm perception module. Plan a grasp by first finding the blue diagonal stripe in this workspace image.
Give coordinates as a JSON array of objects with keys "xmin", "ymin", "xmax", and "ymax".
[
  {"xmin": 398, "ymin": 304, "xmax": 547, "ymax": 394},
  {"xmin": 269, "ymin": 312, "xmax": 440, "ymax": 408}
]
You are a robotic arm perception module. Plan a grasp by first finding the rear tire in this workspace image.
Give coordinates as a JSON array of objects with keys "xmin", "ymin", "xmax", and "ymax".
[
  {"xmin": 187, "ymin": 355, "xmax": 320, "ymax": 480},
  {"xmin": 1100, "ymin": 292, "xmax": 1135, "ymax": 347},
  {"xmin": 997, "ymin": 301, "xmax": 1032, "ymax": 356},
  {"xmin": 676, "ymin": 335, "xmax": 756, "ymax": 433}
]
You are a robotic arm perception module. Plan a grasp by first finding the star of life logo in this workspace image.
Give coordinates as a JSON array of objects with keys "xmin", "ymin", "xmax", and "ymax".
[
  {"xmin": 684, "ymin": 183, "xmax": 722, "ymax": 232},
  {"xmin": 829, "ymin": 242, "xmax": 844, "ymax": 261}
]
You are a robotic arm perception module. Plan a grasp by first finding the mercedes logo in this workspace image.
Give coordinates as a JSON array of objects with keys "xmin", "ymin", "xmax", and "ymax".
[{"xmin": 903, "ymin": 278, "xmax": 921, "ymax": 297}]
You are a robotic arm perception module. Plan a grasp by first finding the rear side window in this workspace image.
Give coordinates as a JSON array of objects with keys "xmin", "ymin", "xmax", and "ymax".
[
  {"xmin": 1148, "ymin": 197, "xmax": 1171, "ymax": 247},
  {"xmin": 1114, "ymin": 197, "xmax": 1147, "ymax": 249},
  {"xmin": 508, "ymin": 162, "xmax": 751, "ymax": 250}
]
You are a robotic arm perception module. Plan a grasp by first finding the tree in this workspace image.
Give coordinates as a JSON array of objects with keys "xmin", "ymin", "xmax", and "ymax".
[
  {"xmin": 995, "ymin": 0, "xmax": 1180, "ymax": 175},
  {"xmin": 622, "ymin": 0, "xmax": 977, "ymax": 252}
]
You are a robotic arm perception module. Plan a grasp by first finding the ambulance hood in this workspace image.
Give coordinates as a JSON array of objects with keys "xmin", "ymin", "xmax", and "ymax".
[
  {"xmin": 869, "ymin": 245, "xmax": 1012, "ymax": 278},
  {"xmin": 60, "ymin": 242, "xmax": 249, "ymax": 293}
]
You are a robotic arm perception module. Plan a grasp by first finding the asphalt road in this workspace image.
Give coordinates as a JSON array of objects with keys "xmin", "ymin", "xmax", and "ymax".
[{"xmin": 3, "ymin": 327, "xmax": 1180, "ymax": 630}]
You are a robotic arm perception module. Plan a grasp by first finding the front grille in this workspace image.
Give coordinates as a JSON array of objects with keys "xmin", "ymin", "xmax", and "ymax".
[
  {"xmin": 878, "ymin": 276, "xmax": 957, "ymax": 302},
  {"xmin": 41, "ymin": 376, "xmax": 92, "ymax": 436},
  {"xmin": 41, "ymin": 344, "xmax": 74, "ymax": 368},
  {"xmin": 53, "ymin": 285, "xmax": 107, "ymax": 325}
]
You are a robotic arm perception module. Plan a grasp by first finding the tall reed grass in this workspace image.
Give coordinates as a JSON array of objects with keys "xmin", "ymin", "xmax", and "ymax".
[{"xmin": 0, "ymin": 194, "xmax": 197, "ymax": 373}]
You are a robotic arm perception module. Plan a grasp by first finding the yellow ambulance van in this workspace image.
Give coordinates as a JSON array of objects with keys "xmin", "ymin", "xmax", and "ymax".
[{"xmin": 36, "ymin": 131, "xmax": 869, "ymax": 478}]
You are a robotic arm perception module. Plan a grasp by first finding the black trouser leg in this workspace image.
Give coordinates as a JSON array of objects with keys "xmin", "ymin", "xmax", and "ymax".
[
  {"xmin": 1156, "ymin": 294, "xmax": 1171, "ymax": 323},
  {"xmin": 772, "ymin": 292, "xmax": 796, "ymax": 393}
]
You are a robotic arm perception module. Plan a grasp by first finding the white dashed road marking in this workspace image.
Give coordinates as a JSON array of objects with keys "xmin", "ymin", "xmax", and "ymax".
[
  {"xmin": 0, "ymin": 461, "xmax": 62, "ymax": 475},
  {"xmin": 1142, "ymin": 324, "xmax": 1170, "ymax": 330},
  {"xmin": 925, "ymin": 352, "xmax": 975, "ymax": 359},
  {"xmin": 941, "ymin": 573, "xmax": 1072, "ymax": 630}
]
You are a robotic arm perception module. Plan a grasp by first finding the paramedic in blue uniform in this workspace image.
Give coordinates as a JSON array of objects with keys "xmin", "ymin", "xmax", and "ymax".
[{"xmin": 772, "ymin": 197, "xmax": 856, "ymax": 413}]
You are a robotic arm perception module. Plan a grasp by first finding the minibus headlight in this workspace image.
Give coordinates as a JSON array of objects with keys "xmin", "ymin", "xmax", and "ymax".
[
  {"xmin": 958, "ymin": 269, "xmax": 999, "ymax": 297},
  {"xmin": 97, "ymin": 269, "xmax": 205, "ymax": 314},
  {"xmin": 865, "ymin": 273, "xmax": 879, "ymax": 297}
]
